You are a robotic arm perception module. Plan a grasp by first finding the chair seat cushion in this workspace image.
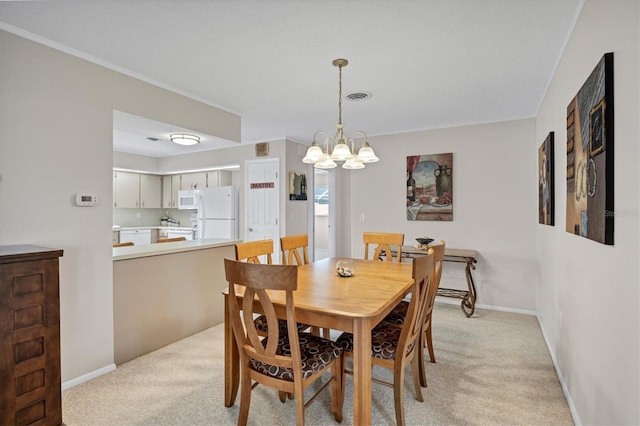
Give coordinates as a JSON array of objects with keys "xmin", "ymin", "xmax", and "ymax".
[
  {"xmin": 383, "ymin": 300, "xmax": 409, "ymax": 325},
  {"xmin": 336, "ymin": 321, "xmax": 413, "ymax": 361},
  {"xmin": 254, "ymin": 315, "xmax": 310, "ymax": 333},
  {"xmin": 250, "ymin": 333, "xmax": 342, "ymax": 381}
]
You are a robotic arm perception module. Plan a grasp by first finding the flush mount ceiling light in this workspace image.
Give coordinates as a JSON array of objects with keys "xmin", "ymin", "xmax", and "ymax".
[
  {"xmin": 170, "ymin": 133, "xmax": 200, "ymax": 146},
  {"xmin": 303, "ymin": 58, "xmax": 379, "ymax": 170}
]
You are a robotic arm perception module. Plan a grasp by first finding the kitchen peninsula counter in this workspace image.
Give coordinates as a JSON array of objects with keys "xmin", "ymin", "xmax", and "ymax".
[
  {"xmin": 112, "ymin": 237, "xmax": 240, "ymax": 261},
  {"xmin": 113, "ymin": 238, "xmax": 239, "ymax": 364}
]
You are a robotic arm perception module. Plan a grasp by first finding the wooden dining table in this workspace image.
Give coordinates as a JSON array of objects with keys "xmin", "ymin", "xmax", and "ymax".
[{"xmin": 223, "ymin": 256, "xmax": 415, "ymax": 425}]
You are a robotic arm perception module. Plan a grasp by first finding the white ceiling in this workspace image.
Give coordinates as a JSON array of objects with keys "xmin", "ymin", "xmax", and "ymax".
[{"xmin": 0, "ymin": 0, "xmax": 583, "ymax": 158}]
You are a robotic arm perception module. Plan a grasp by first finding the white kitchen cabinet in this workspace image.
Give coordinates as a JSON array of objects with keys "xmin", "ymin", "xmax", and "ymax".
[
  {"xmin": 114, "ymin": 171, "xmax": 161, "ymax": 208},
  {"xmin": 140, "ymin": 174, "xmax": 161, "ymax": 208},
  {"xmin": 162, "ymin": 175, "xmax": 181, "ymax": 208},
  {"xmin": 207, "ymin": 170, "xmax": 231, "ymax": 187},
  {"xmin": 181, "ymin": 172, "xmax": 207, "ymax": 190},
  {"xmin": 119, "ymin": 229, "xmax": 151, "ymax": 245},
  {"xmin": 113, "ymin": 171, "xmax": 140, "ymax": 208},
  {"xmin": 163, "ymin": 171, "xmax": 228, "ymax": 207}
]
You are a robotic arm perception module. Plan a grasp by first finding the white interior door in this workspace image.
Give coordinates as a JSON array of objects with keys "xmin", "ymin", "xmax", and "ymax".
[{"xmin": 245, "ymin": 158, "xmax": 280, "ymax": 261}]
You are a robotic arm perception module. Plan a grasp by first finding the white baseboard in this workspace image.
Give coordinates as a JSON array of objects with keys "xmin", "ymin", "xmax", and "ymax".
[
  {"xmin": 62, "ymin": 363, "xmax": 116, "ymax": 390},
  {"xmin": 536, "ymin": 314, "xmax": 581, "ymax": 426},
  {"xmin": 435, "ymin": 297, "xmax": 537, "ymax": 316}
]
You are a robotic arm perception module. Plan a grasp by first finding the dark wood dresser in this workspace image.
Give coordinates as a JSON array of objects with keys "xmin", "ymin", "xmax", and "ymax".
[{"xmin": 0, "ymin": 245, "xmax": 63, "ymax": 426}]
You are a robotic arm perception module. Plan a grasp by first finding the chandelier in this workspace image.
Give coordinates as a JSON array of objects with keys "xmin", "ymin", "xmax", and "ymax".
[{"xmin": 303, "ymin": 58, "xmax": 379, "ymax": 169}]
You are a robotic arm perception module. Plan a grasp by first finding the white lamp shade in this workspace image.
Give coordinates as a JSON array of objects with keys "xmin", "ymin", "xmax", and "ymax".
[
  {"xmin": 315, "ymin": 154, "xmax": 337, "ymax": 169},
  {"xmin": 303, "ymin": 144, "xmax": 323, "ymax": 163},
  {"xmin": 342, "ymin": 158, "xmax": 365, "ymax": 169},
  {"xmin": 330, "ymin": 143, "xmax": 353, "ymax": 161},
  {"xmin": 356, "ymin": 144, "xmax": 379, "ymax": 163}
]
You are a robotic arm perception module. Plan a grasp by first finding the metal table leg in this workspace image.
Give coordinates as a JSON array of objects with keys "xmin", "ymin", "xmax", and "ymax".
[{"xmin": 437, "ymin": 255, "xmax": 478, "ymax": 317}]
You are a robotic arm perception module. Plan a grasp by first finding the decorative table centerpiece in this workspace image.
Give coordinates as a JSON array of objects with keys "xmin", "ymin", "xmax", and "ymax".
[
  {"xmin": 336, "ymin": 259, "xmax": 355, "ymax": 277},
  {"xmin": 415, "ymin": 237, "xmax": 434, "ymax": 250}
]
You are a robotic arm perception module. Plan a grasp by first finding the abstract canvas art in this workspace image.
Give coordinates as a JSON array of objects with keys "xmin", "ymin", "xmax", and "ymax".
[
  {"xmin": 538, "ymin": 132, "xmax": 554, "ymax": 226},
  {"xmin": 406, "ymin": 153, "xmax": 453, "ymax": 221},
  {"xmin": 566, "ymin": 53, "xmax": 614, "ymax": 244}
]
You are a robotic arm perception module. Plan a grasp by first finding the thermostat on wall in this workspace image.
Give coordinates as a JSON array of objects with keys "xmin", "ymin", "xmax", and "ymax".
[{"xmin": 74, "ymin": 194, "xmax": 99, "ymax": 207}]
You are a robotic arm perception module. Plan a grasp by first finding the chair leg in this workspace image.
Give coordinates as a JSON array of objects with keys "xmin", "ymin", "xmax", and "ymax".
[
  {"xmin": 393, "ymin": 364, "xmax": 406, "ymax": 426},
  {"xmin": 426, "ymin": 322, "xmax": 436, "ymax": 363},
  {"xmin": 294, "ymin": 383, "xmax": 305, "ymax": 426},
  {"xmin": 238, "ymin": 373, "xmax": 252, "ymax": 426},
  {"xmin": 418, "ymin": 332, "xmax": 428, "ymax": 388},
  {"xmin": 331, "ymin": 354, "xmax": 344, "ymax": 422},
  {"xmin": 410, "ymin": 355, "xmax": 424, "ymax": 402},
  {"xmin": 278, "ymin": 391, "xmax": 287, "ymax": 403},
  {"xmin": 340, "ymin": 357, "xmax": 347, "ymax": 413}
]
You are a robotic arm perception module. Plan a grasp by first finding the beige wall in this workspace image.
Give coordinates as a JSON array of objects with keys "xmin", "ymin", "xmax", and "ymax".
[
  {"xmin": 285, "ymin": 140, "xmax": 313, "ymax": 239},
  {"xmin": 0, "ymin": 30, "xmax": 240, "ymax": 384},
  {"xmin": 535, "ymin": 1, "xmax": 639, "ymax": 424},
  {"xmin": 348, "ymin": 118, "xmax": 538, "ymax": 312}
]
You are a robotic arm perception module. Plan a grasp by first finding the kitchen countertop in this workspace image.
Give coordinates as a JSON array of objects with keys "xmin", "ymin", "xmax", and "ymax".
[
  {"xmin": 113, "ymin": 226, "xmax": 194, "ymax": 231},
  {"xmin": 113, "ymin": 238, "xmax": 240, "ymax": 261}
]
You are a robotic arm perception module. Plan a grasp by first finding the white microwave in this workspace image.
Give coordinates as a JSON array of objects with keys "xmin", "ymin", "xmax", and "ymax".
[{"xmin": 178, "ymin": 190, "xmax": 199, "ymax": 210}]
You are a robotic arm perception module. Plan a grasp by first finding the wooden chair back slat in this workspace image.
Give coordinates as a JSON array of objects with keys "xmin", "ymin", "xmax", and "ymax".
[
  {"xmin": 156, "ymin": 237, "xmax": 187, "ymax": 243},
  {"xmin": 426, "ymin": 241, "xmax": 445, "ymax": 315},
  {"xmin": 113, "ymin": 242, "xmax": 134, "ymax": 247},
  {"xmin": 363, "ymin": 232, "xmax": 404, "ymax": 262},
  {"xmin": 280, "ymin": 234, "xmax": 310, "ymax": 265},
  {"xmin": 235, "ymin": 239, "xmax": 273, "ymax": 264},
  {"xmin": 399, "ymin": 250, "xmax": 435, "ymax": 356}
]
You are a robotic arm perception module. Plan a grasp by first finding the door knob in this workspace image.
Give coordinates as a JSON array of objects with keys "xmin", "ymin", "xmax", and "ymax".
[{"xmin": 247, "ymin": 228, "xmax": 253, "ymax": 232}]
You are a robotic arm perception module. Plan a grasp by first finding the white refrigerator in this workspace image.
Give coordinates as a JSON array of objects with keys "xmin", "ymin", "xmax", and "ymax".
[{"xmin": 196, "ymin": 186, "xmax": 238, "ymax": 239}]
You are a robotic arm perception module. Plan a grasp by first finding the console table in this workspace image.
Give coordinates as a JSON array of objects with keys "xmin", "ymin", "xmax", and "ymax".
[{"xmin": 395, "ymin": 246, "xmax": 478, "ymax": 317}]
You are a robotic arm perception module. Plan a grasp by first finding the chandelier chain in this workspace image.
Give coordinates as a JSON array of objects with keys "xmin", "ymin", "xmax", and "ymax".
[{"xmin": 338, "ymin": 64, "xmax": 343, "ymax": 125}]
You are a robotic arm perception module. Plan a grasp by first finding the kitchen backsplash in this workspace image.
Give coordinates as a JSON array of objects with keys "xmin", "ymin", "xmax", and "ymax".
[{"xmin": 113, "ymin": 208, "xmax": 195, "ymax": 228}]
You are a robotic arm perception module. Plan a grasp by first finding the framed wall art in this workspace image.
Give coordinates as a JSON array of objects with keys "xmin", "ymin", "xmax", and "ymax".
[
  {"xmin": 288, "ymin": 171, "xmax": 308, "ymax": 200},
  {"xmin": 538, "ymin": 132, "xmax": 554, "ymax": 226},
  {"xmin": 255, "ymin": 142, "xmax": 269, "ymax": 157},
  {"xmin": 406, "ymin": 153, "xmax": 453, "ymax": 221},
  {"xmin": 566, "ymin": 52, "xmax": 614, "ymax": 245}
]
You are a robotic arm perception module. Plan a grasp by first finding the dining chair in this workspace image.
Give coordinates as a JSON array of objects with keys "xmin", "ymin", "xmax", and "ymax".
[
  {"xmin": 224, "ymin": 258, "xmax": 344, "ymax": 425},
  {"xmin": 384, "ymin": 240, "xmax": 445, "ymax": 385},
  {"xmin": 235, "ymin": 240, "xmax": 310, "ymax": 336},
  {"xmin": 280, "ymin": 234, "xmax": 329, "ymax": 339},
  {"xmin": 363, "ymin": 232, "xmax": 404, "ymax": 262},
  {"xmin": 156, "ymin": 236, "xmax": 187, "ymax": 243},
  {"xmin": 280, "ymin": 234, "xmax": 310, "ymax": 266},
  {"xmin": 336, "ymin": 250, "xmax": 434, "ymax": 426},
  {"xmin": 113, "ymin": 241, "xmax": 134, "ymax": 247}
]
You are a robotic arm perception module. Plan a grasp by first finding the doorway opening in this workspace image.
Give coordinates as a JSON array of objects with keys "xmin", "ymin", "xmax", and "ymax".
[{"xmin": 313, "ymin": 169, "xmax": 334, "ymax": 260}]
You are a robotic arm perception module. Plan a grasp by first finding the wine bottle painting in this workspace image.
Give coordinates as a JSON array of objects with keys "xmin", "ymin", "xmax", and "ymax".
[{"xmin": 406, "ymin": 153, "xmax": 453, "ymax": 221}]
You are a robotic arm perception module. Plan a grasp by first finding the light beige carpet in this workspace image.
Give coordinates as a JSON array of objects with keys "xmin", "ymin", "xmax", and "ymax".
[{"xmin": 62, "ymin": 303, "xmax": 573, "ymax": 425}]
